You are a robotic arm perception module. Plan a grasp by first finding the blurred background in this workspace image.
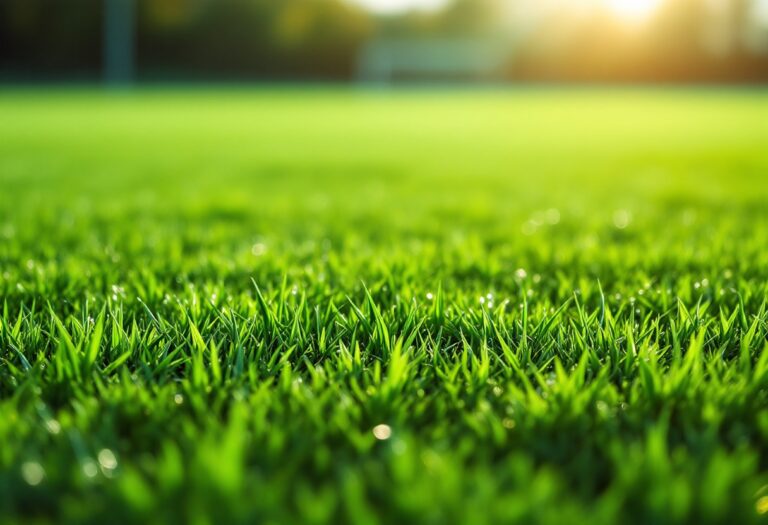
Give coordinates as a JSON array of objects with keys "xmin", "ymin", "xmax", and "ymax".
[{"xmin": 2, "ymin": 0, "xmax": 768, "ymax": 84}]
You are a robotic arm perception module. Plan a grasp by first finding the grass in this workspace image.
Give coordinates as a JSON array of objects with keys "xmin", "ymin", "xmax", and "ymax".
[{"xmin": 1, "ymin": 88, "xmax": 768, "ymax": 524}]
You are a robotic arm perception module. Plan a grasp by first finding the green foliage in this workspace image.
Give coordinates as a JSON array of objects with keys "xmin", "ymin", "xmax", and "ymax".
[{"xmin": 1, "ymin": 89, "xmax": 768, "ymax": 524}]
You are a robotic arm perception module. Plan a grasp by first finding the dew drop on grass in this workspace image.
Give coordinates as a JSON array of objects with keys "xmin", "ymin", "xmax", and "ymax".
[
  {"xmin": 21, "ymin": 462, "xmax": 45, "ymax": 486},
  {"xmin": 372, "ymin": 424, "xmax": 392, "ymax": 441},
  {"xmin": 515, "ymin": 268, "xmax": 527, "ymax": 280},
  {"xmin": 251, "ymin": 243, "xmax": 267, "ymax": 257},
  {"xmin": 174, "ymin": 394, "xmax": 184, "ymax": 405},
  {"xmin": 98, "ymin": 449, "xmax": 118, "ymax": 470},
  {"xmin": 613, "ymin": 210, "xmax": 631, "ymax": 229},
  {"xmin": 82, "ymin": 459, "xmax": 98, "ymax": 478},
  {"xmin": 45, "ymin": 419, "xmax": 61, "ymax": 435},
  {"xmin": 757, "ymin": 496, "xmax": 768, "ymax": 515},
  {"xmin": 426, "ymin": 292, "xmax": 433, "ymax": 300}
]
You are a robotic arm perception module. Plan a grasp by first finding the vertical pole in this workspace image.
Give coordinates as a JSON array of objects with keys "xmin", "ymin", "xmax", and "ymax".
[{"xmin": 103, "ymin": 0, "xmax": 135, "ymax": 85}]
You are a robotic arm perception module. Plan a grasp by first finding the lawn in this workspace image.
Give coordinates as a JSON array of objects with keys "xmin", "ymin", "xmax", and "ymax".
[{"xmin": 1, "ymin": 88, "xmax": 768, "ymax": 524}]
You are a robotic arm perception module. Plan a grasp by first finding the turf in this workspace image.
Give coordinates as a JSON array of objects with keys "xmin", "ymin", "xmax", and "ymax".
[{"xmin": 2, "ymin": 88, "xmax": 768, "ymax": 525}]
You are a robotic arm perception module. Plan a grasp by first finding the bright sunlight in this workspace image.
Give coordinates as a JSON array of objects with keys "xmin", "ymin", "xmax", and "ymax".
[
  {"xmin": 350, "ymin": 0, "xmax": 448, "ymax": 15},
  {"xmin": 604, "ymin": 0, "xmax": 664, "ymax": 21}
]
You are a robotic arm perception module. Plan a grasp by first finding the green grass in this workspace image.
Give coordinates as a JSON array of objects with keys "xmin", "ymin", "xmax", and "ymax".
[{"xmin": 2, "ymin": 88, "xmax": 768, "ymax": 524}]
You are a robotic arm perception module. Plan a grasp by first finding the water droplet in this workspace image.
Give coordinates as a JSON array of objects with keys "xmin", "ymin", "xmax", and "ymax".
[
  {"xmin": 21, "ymin": 462, "xmax": 45, "ymax": 486},
  {"xmin": 515, "ymin": 268, "xmax": 527, "ymax": 279},
  {"xmin": 45, "ymin": 420, "xmax": 61, "ymax": 435},
  {"xmin": 82, "ymin": 459, "xmax": 99, "ymax": 478},
  {"xmin": 372, "ymin": 424, "xmax": 392, "ymax": 440},
  {"xmin": 98, "ymin": 449, "xmax": 118, "ymax": 470},
  {"xmin": 613, "ymin": 209, "xmax": 631, "ymax": 229},
  {"xmin": 251, "ymin": 243, "xmax": 267, "ymax": 256},
  {"xmin": 426, "ymin": 292, "xmax": 434, "ymax": 300},
  {"xmin": 174, "ymin": 394, "xmax": 184, "ymax": 405}
]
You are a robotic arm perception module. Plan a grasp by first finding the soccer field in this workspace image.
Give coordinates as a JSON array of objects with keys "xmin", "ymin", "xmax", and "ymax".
[{"xmin": 2, "ymin": 88, "xmax": 768, "ymax": 524}]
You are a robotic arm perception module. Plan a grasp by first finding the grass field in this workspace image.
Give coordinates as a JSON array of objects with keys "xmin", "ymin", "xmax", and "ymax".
[{"xmin": 2, "ymin": 88, "xmax": 768, "ymax": 524}]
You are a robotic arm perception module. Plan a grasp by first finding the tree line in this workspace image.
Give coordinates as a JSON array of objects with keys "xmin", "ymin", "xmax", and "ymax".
[{"xmin": 1, "ymin": 0, "xmax": 767, "ymax": 82}]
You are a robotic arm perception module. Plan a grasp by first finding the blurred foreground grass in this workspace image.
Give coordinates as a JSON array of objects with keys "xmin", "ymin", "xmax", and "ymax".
[{"xmin": 2, "ymin": 89, "xmax": 768, "ymax": 524}]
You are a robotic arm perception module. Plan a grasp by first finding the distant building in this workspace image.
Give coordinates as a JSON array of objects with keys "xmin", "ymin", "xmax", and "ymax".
[{"xmin": 356, "ymin": 37, "xmax": 513, "ymax": 83}]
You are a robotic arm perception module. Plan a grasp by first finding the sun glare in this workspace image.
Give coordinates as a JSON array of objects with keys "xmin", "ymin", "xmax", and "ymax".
[
  {"xmin": 351, "ymin": 0, "xmax": 448, "ymax": 15},
  {"xmin": 352, "ymin": 0, "xmax": 665, "ymax": 19},
  {"xmin": 605, "ymin": 0, "xmax": 664, "ymax": 21}
]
